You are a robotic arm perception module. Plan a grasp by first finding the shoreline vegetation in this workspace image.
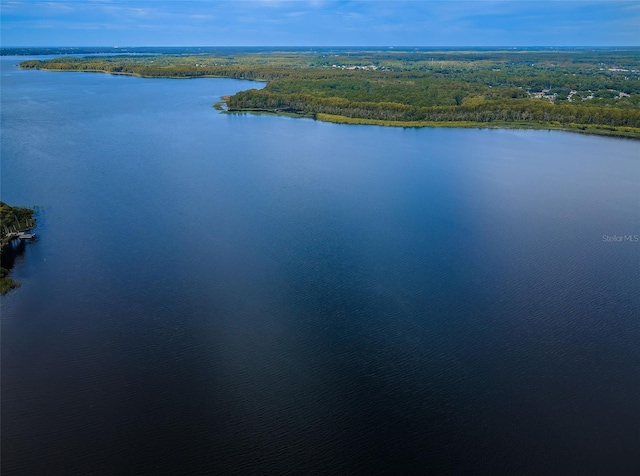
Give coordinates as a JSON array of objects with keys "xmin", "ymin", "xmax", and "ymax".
[
  {"xmin": 18, "ymin": 48, "xmax": 640, "ymax": 138},
  {"xmin": 1, "ymin": 202, "xmax": 36, "ymax": 295}
]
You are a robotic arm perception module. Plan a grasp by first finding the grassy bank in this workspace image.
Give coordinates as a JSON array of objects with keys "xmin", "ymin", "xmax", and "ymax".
[{"xmin": 314, "ymin": 113, "xmax": 640, "ymax": 138}]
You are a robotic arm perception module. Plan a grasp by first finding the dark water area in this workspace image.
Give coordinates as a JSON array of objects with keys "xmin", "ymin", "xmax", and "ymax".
[
  {"xmin": 1, "ymin": 239, "xmax": 28, "ymax": 271},
  {"xmin": 1, "ymin": 56, "xmax": 639, "ymax": 475}
]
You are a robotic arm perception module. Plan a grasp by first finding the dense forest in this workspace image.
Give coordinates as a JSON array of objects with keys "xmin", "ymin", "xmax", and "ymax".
[
  {"xmin": 1, "ymin": 202, "xmax": 36, "ymax": 294},
  {"xmin": 19, "ymin": 48, "xmax": 640, "ymax": 137}
]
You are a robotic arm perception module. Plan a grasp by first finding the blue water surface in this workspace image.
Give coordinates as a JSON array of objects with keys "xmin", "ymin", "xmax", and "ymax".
[{"xmin": 1, "ymin": 56, "xmax": 639, "ymax": 475}]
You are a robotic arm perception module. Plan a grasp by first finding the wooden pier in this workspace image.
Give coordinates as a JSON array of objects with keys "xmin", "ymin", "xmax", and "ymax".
[{"xmin": 6, "ymin": 231, "xmax": 36, "ymax": 241}]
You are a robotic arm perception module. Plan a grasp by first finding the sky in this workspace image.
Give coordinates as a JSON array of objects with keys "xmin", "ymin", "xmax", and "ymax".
[{"xmin": 1, "ymin": 0, "xmax": 639, "ymax": 47}]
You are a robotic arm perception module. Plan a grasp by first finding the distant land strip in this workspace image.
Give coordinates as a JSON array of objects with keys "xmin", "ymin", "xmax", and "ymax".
[{"xmin": 19, "ymin": 48, "xmax": 640, "ymax": 138}]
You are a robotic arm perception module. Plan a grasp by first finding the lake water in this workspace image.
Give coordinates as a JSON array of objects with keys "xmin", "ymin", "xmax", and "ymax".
[{"xmin": 1, "ymin": 56, "xmax": 639, "ymax": 475}]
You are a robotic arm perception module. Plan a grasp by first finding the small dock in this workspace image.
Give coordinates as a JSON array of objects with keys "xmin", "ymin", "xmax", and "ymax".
[{"xmin": 6, "ymin": 231, "xmax": 36, "ymax": 241}]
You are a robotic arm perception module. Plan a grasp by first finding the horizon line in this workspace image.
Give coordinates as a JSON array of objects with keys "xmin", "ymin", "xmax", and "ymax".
[{"xmin": 3, "ymin": 45, "xmax": 640, "ymax": 49}]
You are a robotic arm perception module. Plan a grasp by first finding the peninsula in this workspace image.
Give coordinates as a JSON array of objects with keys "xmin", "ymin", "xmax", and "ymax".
[{"xmin": 19, "ymin": 47, "xmax": 640, "ymax": 138}]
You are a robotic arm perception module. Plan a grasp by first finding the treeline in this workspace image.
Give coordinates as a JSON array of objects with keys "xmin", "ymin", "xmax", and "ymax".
[
  {"xmin": 227, "ymin": 89, "xmax": 640, "ymax": 127},
  {"xmin": 1, "ymin": 201, "xmax": 34, "ymax": 247},
  {"xmin": 1, "ymin": 202, "xmax": 36, "ymax": 295},
  {"xmin": 19, "ymin": 58, "xmax": 278, "ymax": 80},
  {"xmin": 20, "ymin": 56, "xmax": 640, "ymax": 100}
]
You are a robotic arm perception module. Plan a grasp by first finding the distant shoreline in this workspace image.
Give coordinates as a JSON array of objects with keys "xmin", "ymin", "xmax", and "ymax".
[
  {"xmin": 20, "ymin": 67, "xmax": 268, "ymax": 83},
  {"xmin": 19, "ymin": 50, "xmax": 640, "ymax": 140},
  {"xmin": 25, "ymin": 66, "xmax": 640, "ymax": 139},
  {"xmin": 26, "ymin": 66, "xmax": 640, "ymax": 139}
]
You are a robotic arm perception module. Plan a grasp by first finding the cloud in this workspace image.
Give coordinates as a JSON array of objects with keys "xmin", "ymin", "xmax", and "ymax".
[{"xmin": 1, "ymin": 0, "xmax": 638, "ymax": 46}]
